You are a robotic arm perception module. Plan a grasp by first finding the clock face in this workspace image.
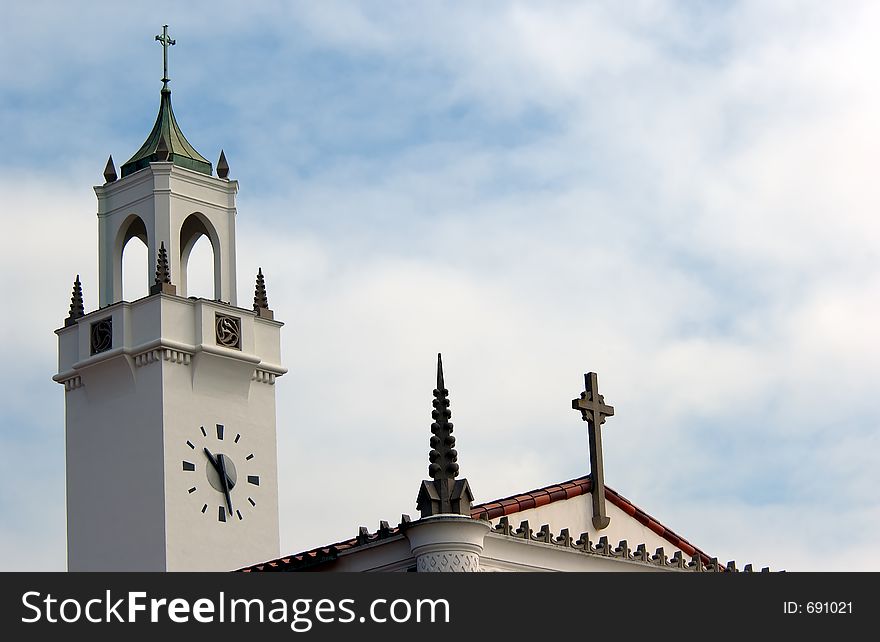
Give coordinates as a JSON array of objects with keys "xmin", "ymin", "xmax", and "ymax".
[{"xmin": 181, "ymin": 423, "xmax": 261, "ymax": 523}]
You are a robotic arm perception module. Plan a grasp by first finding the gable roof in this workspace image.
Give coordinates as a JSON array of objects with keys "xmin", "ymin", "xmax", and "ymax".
[
  {"xmin": 241, "ymin": 474, "xmax": 720, "ymax": 572},
  {"xmin": 470, "ymin": 475, "xmax": 713, "ymax": 561}
]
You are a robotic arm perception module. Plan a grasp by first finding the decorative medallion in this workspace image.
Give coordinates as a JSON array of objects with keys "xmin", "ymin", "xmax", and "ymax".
[
  {"xmin": 90, "ymin": 318, "xmax": 113, "ymax": 355},
  {"xmin": 215, "ymin": 313, "xmax": 241, "ymax": 350}
]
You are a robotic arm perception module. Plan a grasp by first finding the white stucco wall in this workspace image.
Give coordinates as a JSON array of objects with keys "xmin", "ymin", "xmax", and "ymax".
[
  {"xmin": 57, "ymin": 294, "xmax": 285, "ymax": 571},
  {"xmin": 94, "ymin": 163, "xmax": 239, "ymax": 307}
]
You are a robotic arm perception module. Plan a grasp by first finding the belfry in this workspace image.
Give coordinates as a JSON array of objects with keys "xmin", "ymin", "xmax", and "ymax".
[{"xmin": 54, "ymin": 26, "xmax": 286, "ymax": 571}]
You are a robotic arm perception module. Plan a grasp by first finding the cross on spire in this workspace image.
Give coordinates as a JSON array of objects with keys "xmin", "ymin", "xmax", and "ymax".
[
  {"xmin": 155, "ymin": 25, "xmax": 176, "ymax": 91},
  {"xmin": 571, "ymin": 372, "xmax": 615, "ymax": 530}
]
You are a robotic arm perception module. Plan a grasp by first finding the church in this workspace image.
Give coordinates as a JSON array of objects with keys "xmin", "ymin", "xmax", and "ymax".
[{"xmin": 54, "ymin": 27, "xmax": 764, "ymax": 574}]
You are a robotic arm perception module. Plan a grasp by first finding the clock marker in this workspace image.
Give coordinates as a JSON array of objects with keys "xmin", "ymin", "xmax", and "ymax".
[
  {"xmin": 187, "ymin": 486, "xmax": 197, "ymax": 494},
  {"xmin": 216, "ymin": 424, "xmax": 224, "ymax": 440},
  {"xmin": 248, "ymin": 497, "xmax": 256, "ymax": 507},
  {"xmin": 200, "ymin": 426, "xmax": 207, "ymax": 437},
  {"xmin": 218, "ymin": 506, "xmax": 226, "ymax": 522},
  {"xmin": 246, "ymin": 453, "xmax": 254, "ymax": 460},
  {"xmin": 182, "ymin": 461, "xmax": 195, "ymax": 471},
  {"xmin": 234, "ymin": 433, "xmax": 241, "ymax": 444},
  {"xmin": 186, "ymin": 440, "xmax": 195, "ymax": 449},
  {"xmin": 236, "ymin": 510, "xmax": 243, "ymax": 520},
  {"xmin": 247, "ymin": 475, "xmax": 260, "ymax": 486},
  {"xmin": 201, "ymin": 504, "xmax": 208, "ymax": 513}
]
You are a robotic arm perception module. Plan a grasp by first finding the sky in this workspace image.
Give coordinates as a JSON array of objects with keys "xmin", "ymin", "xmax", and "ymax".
[{"xmin": 1, "ymin": 1, "xmax": 878, "ymax": 571}]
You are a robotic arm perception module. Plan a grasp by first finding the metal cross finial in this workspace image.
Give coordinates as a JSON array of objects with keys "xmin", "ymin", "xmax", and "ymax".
[
  {"xmin": 155, "ymin": 25, "xmax": 176, "ymax": 91},
  {"xmin": 572, "ymin": 372, "xmax": 615, "ymax": 530}
]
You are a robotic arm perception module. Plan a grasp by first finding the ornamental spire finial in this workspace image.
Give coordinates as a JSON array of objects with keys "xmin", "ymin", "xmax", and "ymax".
[
  {"xmin": 253, "ymin": 268, "xmax": 273, "ymax": 319},
  {"xmin": 155, "ymin": 241, "xmax": 170, "ymax": 284},
  {"xmin": 155, "ymin": 134, "xmax": 169, "ymax": 162},
  {"xmin": 416, "ymin": 354, "xmax": 473, "ymax": 517},
  {"xmin": 150, "ymin": 242, "xmax": 176, "ymax": 295},
  {"xmin": 64, "ymin": 275, "xmax": 85, "ymax": 327},
  {"xmin": 429, "ymin": 353, "xmax": 457, "ymax": 481},
  {"xmin": 217, "ymin": 149, "xmax": 230, "ymax": 179},
  {"xmin": 103, "ymin": 155, "xmax": 117, "ymax": 183},
  {"xmin": 436, "ymin": 351, "xmax": 445, "ymax": 391}
]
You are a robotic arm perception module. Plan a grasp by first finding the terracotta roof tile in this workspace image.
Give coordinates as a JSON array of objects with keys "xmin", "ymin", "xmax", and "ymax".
[
  {"xmin": 471, "ymin": 475, "xmax": 715, "ymax": 566},
  {"xmin": 678, "ymin": 541, "xmax": 696, "ymax": 557},
  {"xmin": 242, "ymin": 474, "xmax": 718, "ymax": 572},
  {"xmin": 563, "ymin": 485, "xmax": 581, "ymax": 499},
  {"xmin": 478, "ymin": 505, "xmax": 503, "ymax": 520},
  {"xmin": 532, "ymin": 491, "xmax": 552, "ymax": 509},
  {"xmin": 644, "ymin": 519, "xmax": 663, "ymax": 536}
]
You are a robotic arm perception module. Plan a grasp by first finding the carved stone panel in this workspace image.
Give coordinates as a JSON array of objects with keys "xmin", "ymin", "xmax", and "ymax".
[
  {"xmin": 215, "ymin": 313, "xmax": 241, "ymax": 350},
  {"xmin": 90, "ymin": 318, "xmax": 113, "ymax": 355}
]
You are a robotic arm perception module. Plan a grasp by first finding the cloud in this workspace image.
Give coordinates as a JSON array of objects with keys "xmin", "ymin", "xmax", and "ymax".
[{"xmin": 2, "ymin": 1, "xmax": 878, "ymax": 571}]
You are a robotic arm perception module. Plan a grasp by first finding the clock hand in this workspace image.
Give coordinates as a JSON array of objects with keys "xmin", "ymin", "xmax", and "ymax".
[
  {"xmin": 203, "ymin": 447, "xmax": 235, "ymax": 490},
  {"xmin": 217, "ymin": 454, "xmax": 234, "ymax": 515},
  {"xmin": 203, "ymin": 447, "xmax": 221, "ymax": 470}
]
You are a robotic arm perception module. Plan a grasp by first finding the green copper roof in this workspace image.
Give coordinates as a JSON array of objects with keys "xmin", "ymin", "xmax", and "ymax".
[{"xmin": 120, "ymin": 88, "xmax": 212, "ymax": 178}]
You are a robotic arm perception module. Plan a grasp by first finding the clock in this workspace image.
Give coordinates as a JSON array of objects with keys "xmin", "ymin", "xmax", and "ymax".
[{"xmin": 181, "ymin": 423, "xmax": 261, "ymax": 523}]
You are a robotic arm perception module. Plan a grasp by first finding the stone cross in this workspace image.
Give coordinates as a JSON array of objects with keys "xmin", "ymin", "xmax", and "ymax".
[
  {"xmin": 155, "ymin": 25, "xmax": 176, "ymax": 90},
  {"xmin": 571, "ymin": 372, "xmax": 615, "ymax": 530}
]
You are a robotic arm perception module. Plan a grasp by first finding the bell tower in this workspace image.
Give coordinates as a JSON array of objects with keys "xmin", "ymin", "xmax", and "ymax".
[{"xmin": 53, "ymin": 26, "xmax": 285, "ymax": 571}]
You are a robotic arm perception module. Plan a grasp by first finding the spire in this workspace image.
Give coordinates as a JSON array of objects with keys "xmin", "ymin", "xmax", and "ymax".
[
  {"xmin": 120, "ymin": 26, "xmax": 212, "ymax": 178},
  {"xmin": 103, "ymin": 155, "xmax": 117, "ymax": 183},
  {"xmin": 155, "ymin": 242, "xmax": 171, "ymax": 283},
  {"xmin": 64, "ymin": 275, "xmax": 85, "ymax": 327},
  {"xmin": 253, "ymin": 268, "xmax": 273, "ymax": 319},
  {"xmin": 428, "ymin": 354, "xmax": 459, "ymax": 481},
  {"xmin": 436, "ymin": 352, "xmax": 445, "ymax": 391},
  {"xmin": 416, "ymin": 354, "xmax": 473, "ymax": 518},
  {"xmin": 150, "ymin": 242, "xmax": 177, "ymax": 295},
  {"xmin": 217, "ymin": 149, "xmax": 229, "ymax": 179}
]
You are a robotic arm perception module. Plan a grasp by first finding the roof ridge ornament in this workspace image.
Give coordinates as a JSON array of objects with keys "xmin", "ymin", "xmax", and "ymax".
[
  {"xmin": 572, "ymin": 371, "xmax": 615, "ymax": 530},
  {"xmin": 64, "ymin": 275, "xmax": 85, "ymax": 327},
  {"xmin": 416, "ymin": 354, "xmax": 474, "ymax": 518}
]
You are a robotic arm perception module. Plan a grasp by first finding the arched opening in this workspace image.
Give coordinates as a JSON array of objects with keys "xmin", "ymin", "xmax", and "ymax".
[
  {"xmin": 185, "ymin": 236, "xmax": 214, "ymax": 299},
  {"xmin": 122, "ymin": 237, "xmax": 149, "ymax": 301},
  {"xmin": 180, "ymin": 213, "xmax": 219, "ymax": 300},
  {"xmin": 117, "ymin": 215, "xmax": 149, "ymax": 302}
]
